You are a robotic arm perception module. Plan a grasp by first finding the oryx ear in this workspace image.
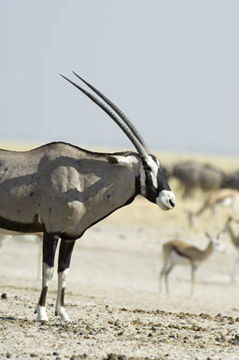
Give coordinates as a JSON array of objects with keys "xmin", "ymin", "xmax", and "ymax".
[{"xmin": 106, "ymin": 155, "xmax": 138, "ymax": 168}]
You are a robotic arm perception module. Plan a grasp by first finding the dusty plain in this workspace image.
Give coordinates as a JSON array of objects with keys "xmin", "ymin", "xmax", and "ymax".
[{"xmin": 1, "ymin": 143, "xmax": 239, "ymax": 360}]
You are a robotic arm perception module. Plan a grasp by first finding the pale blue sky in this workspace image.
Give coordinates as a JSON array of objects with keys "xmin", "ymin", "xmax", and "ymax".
[{"xmin": 1, "ymin": 1, "xmax": 239, "ymax": 155}]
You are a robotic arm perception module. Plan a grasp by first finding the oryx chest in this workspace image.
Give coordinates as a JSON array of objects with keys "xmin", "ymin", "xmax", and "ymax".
[
  {"xmin": 74, "ymin": 167, "xmax": 136, "ymax": 234},
  {"xmin": 42, "ymin": 162, "xmax": 135, "ymax": 236}
]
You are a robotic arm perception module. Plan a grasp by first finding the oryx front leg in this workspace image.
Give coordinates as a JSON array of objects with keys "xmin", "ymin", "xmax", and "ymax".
[
  {"xmin": 55, "ymin": 239, "xmax": 75, "ymax": 322},
  {"xmin": 35, "ymin": 233, "xmax": 59, "ymax": 322}
]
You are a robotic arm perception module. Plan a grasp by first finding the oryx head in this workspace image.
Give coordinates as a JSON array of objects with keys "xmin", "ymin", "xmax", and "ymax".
[
  {"xmin": 140, "ymin": 154, "xmax": 175, "ymax": 210},
  {"xmin": 61, "ymin": 72, "xmax": 175, "ymax": 211}
]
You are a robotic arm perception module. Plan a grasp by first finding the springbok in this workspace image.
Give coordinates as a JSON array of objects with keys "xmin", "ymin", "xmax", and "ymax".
[
  {"xmin": 188, "ymin": 188, "xmax": 239, "ymax": 228},
  {"xmin": 159, "ymin": 232, "xmax": 224, "ymax": 296},
  {"xmin": 219, "ymin": 216, "xmax": 239, "ymax": 282},
  {"xmin": 0, "ymin": 72, "xmax": 175, "ymax": 322}
]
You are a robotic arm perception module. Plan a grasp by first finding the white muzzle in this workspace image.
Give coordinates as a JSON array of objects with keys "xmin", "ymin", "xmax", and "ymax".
[{"xmin": 156, "ymin": 190, "xmax": 175, "ymax": 210}]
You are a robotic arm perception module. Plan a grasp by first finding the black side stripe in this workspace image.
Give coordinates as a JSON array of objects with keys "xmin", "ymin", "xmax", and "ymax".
[{"xmin": 172, "ymin": 245, "xmax": 191, "ymax": 260}]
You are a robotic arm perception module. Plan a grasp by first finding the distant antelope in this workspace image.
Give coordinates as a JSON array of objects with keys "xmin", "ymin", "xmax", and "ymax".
[
  {"xmin": 172, "ymin": 161, "xmax": 225, "ymax": 198},
  {"xmin": 0, "ymin": 72, "xmax": 175, "ymax": 322},
  {"xmin": 159, "ymin": 233, "xmax": 224, "ymax": 296},
  {"xmin": 219, "ymin": 217, "xmax": 239, "ymax": 282},
  {"xmin": 188, "ymin": 188, "xmax": 239, "ymax": 228}
]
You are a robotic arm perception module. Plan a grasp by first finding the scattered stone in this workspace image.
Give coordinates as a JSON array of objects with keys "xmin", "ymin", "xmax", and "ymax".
[
  {"xmin": 1, "ymin": 293, "xmax": 7, "ymax": 300},
  {"xmin": 191, "ymin": 325, "xmax": 202, "ymax": 331},
  {"xmin": 70, "ymin": 355, "xmax": 87, "ymax": 360},
  {"xmin": 103, "ymin": 355, "xmax": 126, "ymax": 360},
  {"xmin": 6, "ymin": 353, "xmax": 12, "ymax": 358},
  {"xmin": 229, "ymin": 334, "xmax": 239, "ymax": 345},
  {"xmin": 102, "ymin": 356, "xmax": 163, "ymax": 360},
  {"xmin": 215, "ymin": 335, "xmax": 225, "ymax": 343},
  {"xmin": 199, "ymin": 313, "xmax": 210, "ymax": 320}
]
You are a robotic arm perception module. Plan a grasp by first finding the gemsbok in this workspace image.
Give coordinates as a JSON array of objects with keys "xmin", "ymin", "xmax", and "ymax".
[
  {"xmin": 0, "ymin": 72, "xmax": 175, "ymax": 322},
  {"xmin": 159, "ymin": 232, "xmax": 224, "ymax": 296},
  {"xmin": 219, "ymin": 216, "xmax": 239, "ymax": 283}
]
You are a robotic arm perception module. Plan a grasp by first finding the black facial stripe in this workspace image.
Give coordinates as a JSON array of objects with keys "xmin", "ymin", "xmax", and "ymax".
[
  {"xmin": 144, "ymin": 168, "xmax": 158, "ymax": 202},
  {"xmin": 142, "ymin": 158, "xmax": 158, "ymax": 202},
  {"xmin": 157, "ymin": 167, "xmax": 171, "ymax": 192},
  {"xmin": 142, "ymin": 156, "xmax": 171, "ymax": 203}
]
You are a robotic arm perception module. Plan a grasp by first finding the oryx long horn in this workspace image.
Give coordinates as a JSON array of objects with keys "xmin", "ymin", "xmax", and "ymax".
[
  {"xmin": 72, "ymin": 71, "xmax": 149, "ymax": 153},
  {"xmin": 61, "ymin": 74, "xmax": 149, "ymax": 159}
]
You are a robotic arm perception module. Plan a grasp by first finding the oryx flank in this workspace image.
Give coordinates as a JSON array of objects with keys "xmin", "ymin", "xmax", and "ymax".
[{"xmin": 0, "ymin": 72, "xmax": 175, "ymax": 322}]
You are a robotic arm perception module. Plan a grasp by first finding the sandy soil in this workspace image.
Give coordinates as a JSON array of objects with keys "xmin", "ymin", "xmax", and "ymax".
[
  {"xmin": 1, "ymin": 197, "xmax": 239, "ymax": 360},
  {"xmin": 1, "ymin": 146, "xmax": 239, "ymax": 360}
]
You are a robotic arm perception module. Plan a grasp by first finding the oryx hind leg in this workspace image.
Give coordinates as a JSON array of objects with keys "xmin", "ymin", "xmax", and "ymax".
[
  {"xmin": 35, "ymin": 232, "xmax": 59, "ymax": 322},
  {"xmin": 55, "ymin": 239, "xmax": 75, "ymax": 322}
]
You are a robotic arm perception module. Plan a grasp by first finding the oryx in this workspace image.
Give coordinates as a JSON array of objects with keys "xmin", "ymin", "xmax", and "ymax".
[{"xmin": 0, "ymin": 72, "xmax": 175, "ymax": 322}]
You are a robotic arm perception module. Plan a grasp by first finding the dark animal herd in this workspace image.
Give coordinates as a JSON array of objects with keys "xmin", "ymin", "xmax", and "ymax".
[{"xmin": 166, "ymin": 160, "xmax": 239, "ymax": 197}]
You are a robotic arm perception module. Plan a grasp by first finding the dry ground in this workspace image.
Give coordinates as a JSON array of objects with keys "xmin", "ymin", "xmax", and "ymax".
[{"xmin": 1, "ymin": 143, "xmax": 239, "ymax": 360}]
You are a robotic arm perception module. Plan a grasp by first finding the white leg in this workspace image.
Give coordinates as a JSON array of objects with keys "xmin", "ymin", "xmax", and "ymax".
[
  {"xmin": 35, "ymin": 305, "xmax": 48, "ymax": 322},
  {"xmin": 55, "ymin": 269, "xmax": 71, "ymax": 322},
  {"xmin": 35, "ymin": 263, "xmax": 54, "ymax": 322}
]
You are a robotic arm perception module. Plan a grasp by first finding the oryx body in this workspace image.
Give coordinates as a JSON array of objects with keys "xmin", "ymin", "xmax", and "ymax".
[
  {"xmin": 0, "ymin": 144, "xmax": 142, "ymax": 237},
  {"xmin": 1, "ymin": 73, "xmax": 175, "ymax": 322}
]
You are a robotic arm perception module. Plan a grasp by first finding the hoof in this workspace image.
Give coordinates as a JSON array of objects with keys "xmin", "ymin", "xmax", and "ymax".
[
  {"xmin": 55, "ymin": 307, "xmax": 71, "ymax": 322},
  {"xmin": 35, "ymin": 305, "xmax": 48, "ymax": 322}
]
